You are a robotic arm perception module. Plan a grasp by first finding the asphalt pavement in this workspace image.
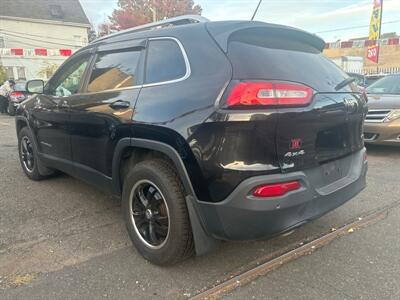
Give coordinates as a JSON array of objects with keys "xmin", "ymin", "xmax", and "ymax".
[{"xmin": 0, "ymin": 114, "xmax": 399, "ymax": 299}]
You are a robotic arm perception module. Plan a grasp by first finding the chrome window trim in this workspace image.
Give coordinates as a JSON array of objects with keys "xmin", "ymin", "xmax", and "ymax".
[
  {"xmin": 74, "ymin": 85, "xmax": 143, "ymax": 97},
  {"xmin": 142, "ymin": 37, "xmax": 191, "ymax": 88},
  {"xmin": 71, "ymin": 37, "xmax": 190, "ymax": 96}
]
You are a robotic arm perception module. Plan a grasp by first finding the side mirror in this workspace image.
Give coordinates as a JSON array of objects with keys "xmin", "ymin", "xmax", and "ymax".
[{"xmin": 26, "ymin": 80, "xmax": 44, "ymax": 94}]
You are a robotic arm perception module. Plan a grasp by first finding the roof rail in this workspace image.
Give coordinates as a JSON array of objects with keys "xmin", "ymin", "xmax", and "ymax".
[{"xmin": 95, "ymin": 15, "xmax": 209, "ymax": 42}]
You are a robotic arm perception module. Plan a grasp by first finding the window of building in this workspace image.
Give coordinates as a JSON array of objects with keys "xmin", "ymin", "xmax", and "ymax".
[
  {"xmin": 49, "ymin": 5, "xmax": 64, "ymax": 19},
  {"xmin": 74, "ymin": 35, "xmax": 83, "ymax": 47},
  {"xmin": 5, "ymin": 67, "xmax": 14, "ymax": 79},
  {"xmin": 144, "ymin": 39, "xmax": 187, "ymax": 84},
  {"xmin": 16, "ymin": 67, "xmax": 26, "ymax": 80},
  {"xmin": 87, "ymin": 49, "xmax": 142, "ymax": 93},
  {"xmin": 48, "ymin": 55, "xmax": 89, "ymax": 96},
  {"xmin": 0, "ymin": 36, "xmax": 5, "ymax": 48}
]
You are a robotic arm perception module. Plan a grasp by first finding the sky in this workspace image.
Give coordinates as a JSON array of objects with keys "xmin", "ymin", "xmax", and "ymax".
[{"xmin": 80, "ymin": 0, "xmax": 400, "ymax": 42}]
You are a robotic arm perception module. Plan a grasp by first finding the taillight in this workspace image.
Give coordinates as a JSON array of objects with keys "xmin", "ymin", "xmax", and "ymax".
[
  {"xmin": 252, "ymin": 181, "xmax": 301, "ymax": 198},
  {"xmin": 11, "ymin": 91, "xmax": 24, "ymax": 98},
  {"xmin": 226, "ymin": 82, "xmax": 313, "ymax": 107}
]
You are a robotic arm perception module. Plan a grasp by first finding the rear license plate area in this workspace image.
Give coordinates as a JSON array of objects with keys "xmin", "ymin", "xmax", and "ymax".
[{"xmin": 320, "ymin": 160, "xmax": 344, "ymax": 186}]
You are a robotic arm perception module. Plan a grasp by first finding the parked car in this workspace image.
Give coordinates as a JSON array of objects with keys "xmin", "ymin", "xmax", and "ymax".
[
  {"xmin": 7, "ymin": 81, "xmax": 31, "ymax": 116},
  {"xmin": 365, "ymin": 74, "xmax": 386, "ymax": 86},
  {"xmin": 15, "ymin": 16, "xmax": 368, "ymax": 265},
  {"xmin": 364, "ymin": 74, "xmax": 400, "ymax": 146}
]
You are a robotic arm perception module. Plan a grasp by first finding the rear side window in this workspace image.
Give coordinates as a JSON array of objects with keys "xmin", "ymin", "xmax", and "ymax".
[
  {"xmin": 87, "ymin": 49, "xmax": 142, "ymax": 92},
  {"xmin": 144, "ymin": 39, "xmax": 187, "ymax": 84}
]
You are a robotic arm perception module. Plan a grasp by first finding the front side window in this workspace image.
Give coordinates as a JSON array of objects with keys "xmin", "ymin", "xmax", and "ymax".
[
  {"xmin": 48, "ymin": 55, "xmax": 89, "ymax": 97},
  {"xmin": 87, "ymin": 49, "xmax": 142, "ymax": 93},
  {"xmin": 144, "ymin": 39, "xmax": 187, "ymax": 84}
]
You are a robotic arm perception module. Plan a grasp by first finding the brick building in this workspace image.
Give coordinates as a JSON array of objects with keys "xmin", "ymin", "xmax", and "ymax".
[{"xmin": 323, "ymin": 33, "xmax": 400, "ymax": 74}]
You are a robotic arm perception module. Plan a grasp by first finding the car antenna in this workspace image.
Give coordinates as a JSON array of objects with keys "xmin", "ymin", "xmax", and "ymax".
[{"xmin": 251, "ymin": 0, "xmax": 263, "ymax": 20}]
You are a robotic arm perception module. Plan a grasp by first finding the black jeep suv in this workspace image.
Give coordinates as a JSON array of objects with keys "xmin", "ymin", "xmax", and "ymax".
[{"xmin": 16, "ymin": 16, "xmax": 368, "ymax": 265}]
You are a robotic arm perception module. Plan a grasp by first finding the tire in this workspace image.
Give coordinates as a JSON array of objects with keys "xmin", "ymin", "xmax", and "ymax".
[
  {"xmin": 18, "ymin": 127, "xmax": 53, "ymax": 180},
  {"xmin": 122, "ymin": 158, "xmax": 194, "ymax": 265}
]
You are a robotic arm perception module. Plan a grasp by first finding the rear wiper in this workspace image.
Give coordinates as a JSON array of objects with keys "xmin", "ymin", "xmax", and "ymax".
[{"xmin": 335, "ymin": 77, "xmax": 356, "ymax": 91}]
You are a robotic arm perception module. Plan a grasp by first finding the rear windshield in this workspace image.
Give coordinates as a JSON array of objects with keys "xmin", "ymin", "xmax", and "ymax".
[
  {"xmin": 367, "ymin": 76, "xmax": 400, "ymax": 95},
  {"xmin": 227, "ymin": 40, "xmax": 352, "ymax": 93}
]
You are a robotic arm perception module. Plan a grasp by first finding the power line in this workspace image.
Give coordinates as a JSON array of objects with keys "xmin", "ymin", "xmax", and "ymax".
[
  {"xmin": 314, "ymin": 20, "xmax": 400, "ymax": 34},
  {"xmin": 0, "ymin": 36, "xmax": 51, "ymax": 48},
  {"xmin": 0, "ymin": 32, "xmax": 80, "ymax": 47},
  {"xmin": 0, "ymin": 29, "xmax": 82, "ymax": 43}
]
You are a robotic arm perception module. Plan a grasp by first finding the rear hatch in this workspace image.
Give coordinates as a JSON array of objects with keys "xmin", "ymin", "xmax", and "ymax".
[{"xmin": 208, "ymin": 22, "xmax": 367, "ymax": 172}]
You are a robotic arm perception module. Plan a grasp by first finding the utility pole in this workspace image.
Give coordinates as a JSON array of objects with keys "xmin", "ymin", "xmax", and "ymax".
[
  {"xmin": 149, "ymin": 7, "xmax": 157, "ymax": 22},
  {"xmin": 251, "ymin": 0, "xmax": 263, "ymax": 21}
]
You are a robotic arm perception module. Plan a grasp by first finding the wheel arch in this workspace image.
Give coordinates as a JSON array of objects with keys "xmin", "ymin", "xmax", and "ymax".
[
  {"xmin": 112, "ymin": 138, "xmax": 196, "ymax": 198},
  {"xmin": 15, "ymin": 116, "xmax": 29, "ymax": 135},
  {"xmin": 112, "ymin": 138, "xmax": 219, "ymax": 256}
]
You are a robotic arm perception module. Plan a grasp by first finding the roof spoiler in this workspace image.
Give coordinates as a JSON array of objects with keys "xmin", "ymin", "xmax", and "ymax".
[
  {"xmin": 206, "ymin": 21, "xmax": 326, "ymax": 52},
  {"xmin": 95, "ymin": 15, "xmax": 209, "ymax": 43}
]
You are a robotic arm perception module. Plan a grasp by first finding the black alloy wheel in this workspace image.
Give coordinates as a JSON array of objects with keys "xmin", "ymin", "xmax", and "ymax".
[
  {"xmin": 20, "ymin": 135, "xmax": 35, "ymax": 173},
  {"xmin": 129, "ymin": 180, "xmax": 170, "ymax": 249}
]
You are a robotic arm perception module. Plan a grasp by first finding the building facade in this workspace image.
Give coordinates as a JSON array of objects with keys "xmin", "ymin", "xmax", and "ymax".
[
  {"xmin": 323, "ymin": 33, "xmax": 400, "ymax": 74},
  {"xmin": 0, "ymin": 0, "xmax": 90, "ymax": 81}
]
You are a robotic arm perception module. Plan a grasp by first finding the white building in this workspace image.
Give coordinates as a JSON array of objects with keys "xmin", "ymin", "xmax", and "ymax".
[{"xmin": 0, "ymin": 0, "xmax": 91, "ymax": 81}]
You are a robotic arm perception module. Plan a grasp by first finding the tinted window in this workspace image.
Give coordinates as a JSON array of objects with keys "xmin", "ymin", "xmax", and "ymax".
[
  {"xmin": 145, "ymin": 40, "xmax": 186, "ymax": 84},
  {"xmin": 228, "ymin": 40, "xmax": 351, "ymax": 93},
  {"xmin": 48, "ymin": 55, "xmax": 90, "ymax": 97},
  {"xmin": 87, "ymin": 49, "xmax": 142, "ymax": 92},
  {"xmin": 367, "ymin": 76, "xmax": 400, "ymax": 94}
]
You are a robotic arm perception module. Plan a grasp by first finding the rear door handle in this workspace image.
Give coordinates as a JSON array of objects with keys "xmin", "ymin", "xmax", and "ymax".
[{"xmin": 109, "ymin": 100, "xmax": 131, "ymax": 109}]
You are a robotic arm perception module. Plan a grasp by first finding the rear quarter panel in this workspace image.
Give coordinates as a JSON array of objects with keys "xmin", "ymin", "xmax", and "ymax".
[{"xmin": 133, "ymin": 25, "xmax": 232, "ymax": 202}]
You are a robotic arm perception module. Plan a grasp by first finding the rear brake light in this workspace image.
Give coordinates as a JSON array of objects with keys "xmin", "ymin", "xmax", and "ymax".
[
  {"xmin": 227, "ymin": 82, "xmax": 313, "ymax": 107},
  {"xmin": 252, "ymin": 181, "xmax": 301, "ymax": 198},
  {"xmin": 11, "ymin": 91, "xmax": 24, "ymax": 97}
]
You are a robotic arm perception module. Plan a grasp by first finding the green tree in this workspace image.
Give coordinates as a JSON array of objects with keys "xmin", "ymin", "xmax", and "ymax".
[
  {"xmin": 0, "ymin": 65, "xmax": 7, "ymax": 85},
  {"xmin": 99, "ymin": 0, "xmax": 202, "ymax": 35},
  {"xmin": 37, "ymin": 61, "xmax": 59, "ymax": 80}
]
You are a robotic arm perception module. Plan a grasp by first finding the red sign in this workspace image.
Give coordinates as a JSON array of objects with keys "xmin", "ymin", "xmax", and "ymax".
[
  {"xmin": 367, "ymin": 45, "xmax": 379, "ymax": 63},
  {"xmin": 59, "ymin": 49, "xmax": 72, "ymax": 56},
  {"xmin": 373, "ymin": 0, "xmax": 382, "ymax": 9},
  {"xmin": 34, "ymin": 48, "xmax": 48, "ymax": 56},
  {"xmin": 11, "ymin": 48, "xmax": 23, "ymax": 56}
]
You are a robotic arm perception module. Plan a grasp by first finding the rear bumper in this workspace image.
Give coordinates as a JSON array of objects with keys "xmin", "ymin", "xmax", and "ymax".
[
  {"xmin": 196, "ymin": 148, "xmax": 367, "ymax": 241},
  {"xmin": 364, "ymin": 119, "xmax": 400, "ymax": 146}
]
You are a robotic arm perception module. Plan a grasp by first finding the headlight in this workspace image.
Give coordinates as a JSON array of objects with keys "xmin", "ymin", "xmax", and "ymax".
[{"xmin": 384, "ymin": 109, "xmax": 400, "ymax": 122}]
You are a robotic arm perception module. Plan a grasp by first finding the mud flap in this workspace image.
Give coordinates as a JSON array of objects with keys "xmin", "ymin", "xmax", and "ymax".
[{"xmin": 185, "ymin": 195, "xmax": 220, "ymax": 256}]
